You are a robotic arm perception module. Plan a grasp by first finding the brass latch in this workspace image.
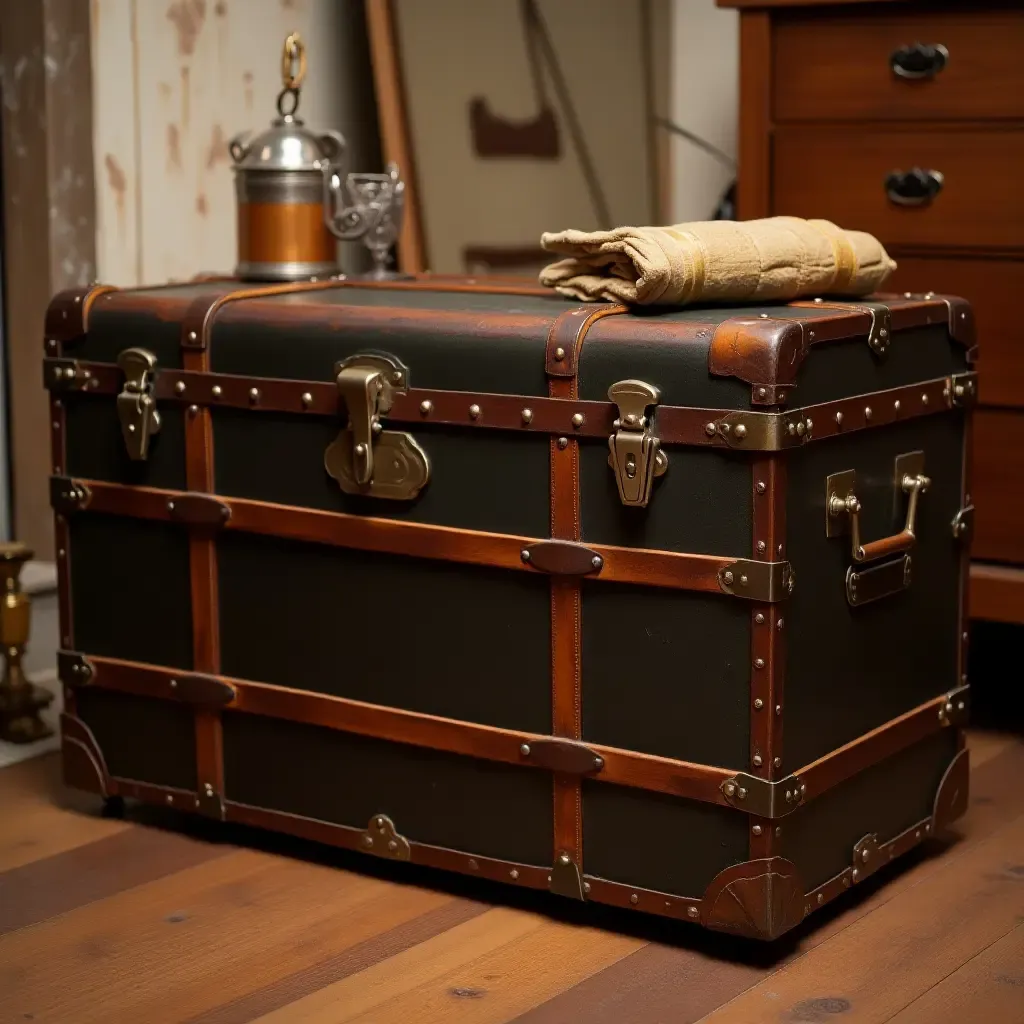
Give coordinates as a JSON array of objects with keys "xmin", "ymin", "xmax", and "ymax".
[
  {"xmin": 826, "ymin": 451, "xmax": 930, "ymax": 563},
  {"xmin": 607, "ymin": 379, "xmax": 668, "ymax": 507},
  {"xmin": 324, "ymin": 353, "xmax": 430, "ymax": 500},
  {"xmin": 116, "ymin": 348, "xmax": 161, "ymax": 461}
]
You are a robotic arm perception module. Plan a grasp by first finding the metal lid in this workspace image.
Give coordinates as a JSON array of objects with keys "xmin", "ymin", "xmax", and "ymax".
[
  {"xmin": 228, "ymin": 32, "xmax": 341, "ymax": 174},
  {"xmin": 229, "ymin": 115, "xmax": 329, "ymax": 173}
]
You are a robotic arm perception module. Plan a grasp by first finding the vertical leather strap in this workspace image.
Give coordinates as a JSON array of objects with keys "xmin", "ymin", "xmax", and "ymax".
[
  {"xmin": 749, "ymin": 455, "xmax": 786, "ymax": 860},
  {"xmin": 546, "ymin": 303, "xmax": 627, "ymax": 881},
  {"xmin": 47, "ymin": 285, "xmax": 119, "ymax": 675}
]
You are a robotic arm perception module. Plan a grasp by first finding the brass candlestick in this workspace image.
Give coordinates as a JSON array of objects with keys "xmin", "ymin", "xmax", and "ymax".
[{"xmin": 0, "ymin": 542, "xmax": 53, "ymax": 743}]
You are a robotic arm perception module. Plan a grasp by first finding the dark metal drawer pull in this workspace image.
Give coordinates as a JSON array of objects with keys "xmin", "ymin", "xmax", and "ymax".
[
  {"xmin": 885, "ymin": 168, "xmax": 944, "ymax": 207},
  {"xmin": 890, "ymin": 42, "xmax": 948, "ymax": 81}
]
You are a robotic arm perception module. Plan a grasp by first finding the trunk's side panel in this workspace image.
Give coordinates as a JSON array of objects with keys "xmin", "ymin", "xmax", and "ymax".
[
  {"xmin": 582, "ymin": 781, "xmax": 750, "ymax": 896},
  {"xmin": 217, "ymin": 532, "xmax": 552, "ymax": 734},
  {"xmin": 222, "ymin": 713, "xmax": 553, "ymax": 866},
  {"xmin": 782, "ymin": 729, "xmax": 957, "ymax": 892},
  {"xmin": 581, "ymin": 582, "xmax": 750, "ymax": 767},
  {"xmin": 785, "ymin": 414, "xmax": 965, "ymax": 770},
  {"xmin": 69, "ymin": 514, "xmax": 193, "ymax": 670}
]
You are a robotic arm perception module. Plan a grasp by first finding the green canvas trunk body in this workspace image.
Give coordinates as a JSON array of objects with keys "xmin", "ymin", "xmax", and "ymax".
[{"xmin": 47, "ymin": 278, "xmax": 975, "ymax": 940}]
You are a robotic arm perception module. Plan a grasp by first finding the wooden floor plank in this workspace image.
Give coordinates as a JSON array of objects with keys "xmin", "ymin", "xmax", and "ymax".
[
  {"xmin": 509, "ymin": 738, "xmax": 1024, "ymax": 1024},
  {"xmin": 886, "ymin": 922, "xmax": 1024, "ymax": 1024},
  {"xmin": 252, "ymin": 908, "xmax": 645, "ymax": 1024},
  {"xmin": 0, "ymin": 755, "xmax": 127, "ymax": 872},
  {"xmin": 698, "ymin": 812, "xmax": 1024, "ymax": 1024},
  {"xmin": 0, "ymin": 850, "xmax": 470, "ymax": 1024},
  {"xmin": 966, "ymin": 730, "xmax": 1018, "ymax": 770}
]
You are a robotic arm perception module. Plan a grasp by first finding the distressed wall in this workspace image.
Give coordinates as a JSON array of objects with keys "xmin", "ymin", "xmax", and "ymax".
[{"xmin": 91, "ymin": 0, "xmax": 379, "ymax": 285}]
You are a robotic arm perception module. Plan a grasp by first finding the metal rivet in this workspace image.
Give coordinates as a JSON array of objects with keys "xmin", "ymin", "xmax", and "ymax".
[
  {"xmin": 957, "ymin": 701, "xmax": 965, "ymax": 711},
  {"xmin": 166, "ymin": 794, "xmax": 174, "ymax": 805},
  {"xmin": 925, "ymin": 823, "xmax": 931, "ymax": 833},
  {"xmin": 593, "ymin": 756, "xmax": 603, "ymax": 769},
  {"xmin": 557, "ymin": 436, "xmax": 568, "ymax": 449},
  {"xmin": 843, "ymin": 876, "xmax": 851, "ymax": 887},
  {"xmin": 559, "ymin": 852, "xmax": 571, "ymax": 865},
  {"xmin": 249, "ymin": 387, "xmax": 260, "ymax": 404},
  {"xmin": 809, "ymin": 331, "xmax": 816, "ymax": 340},
  {"xmin": 756, "ymin": 481, "xmax": 766, "ymax": 494},
  {"xmin": 775, "ymin": 826, "xmax": 782, "ymax": 837},
  {"xmin": 962, "ymin": 631, "xmax": 969, "ymax": 642},
  {"xmin": 520, "ymin": 743, "xmax": 531, "ymax": 756},
  {"xmin": 740, "ymin": 575, "xmax": 749, "ymax": 586},
  {"xmin": 737, "ymin": 787, "xmax": 747, "ymax": 800},
  {"xmin": 420, "ymin": 400, "xmax": 432, "ymax": 415},
  {"xmin": 211, "ymin": 385, "xmax": 222, "ymax": 398},
  {"xmin": 723, "ymin": 571, "xmax": 734, "ymax": 585},
  {"xmin": 757, "ymin": 541, "xmax": 766, "ymax": 553},
  {"xmin": 775, "ymin": 704, "xmax": 782, "ymax": 715},
  {"xmin": 572, "ymin": 413, "xmax": 584, "ymax": 428},
  {"xmin": 469, "ymin": 404, "xmax": 481, "ymax": 419},
  {"xmin": 363, "ymin": 835, "xmax": 374, "ymax": 848},
  {"xmin": 754, "ymin": 658, "xmax": 765, "ymax": 669},
  {"xmin": 687, "ymin": 906, "xmax": 699, "ymax": 919},
  {"xmin": 835, "ymin": 411, "xmax": 844, "ymax": 426},
  {"xmin": 521, "ymin": 408, "xmax": 533, "ymax": 424},
  {"xmin": 757, "ymin": 387, "xmax": 767, "ymax": 399},
  {"xmin": 467, "ymin": 857, "xmax": 477, "ymax": 869},
  {"xmin": 630, "ymin": 893, "xmax": 639, "ymax": 904},
  {"xmin": 188, "ymin": 330, "xmax": 197, "ymax": 341},
  {"xmin": 817, "ymin": 893, "xmax": 824, "ymax": 905},
  {"xmin": 864, "ymin": 406, "xmax": 873, "ymax": 420},
  {"xmin": 760, "ymin": 313, "xmax": 769, "ymax": 319},
  {"xmin": 188, "ymin": 404, "xmax": 199, "ymax": 416},
  {"xmin": 813, "ymin": 297, "xmax": 823, "ymax": 303},
  {"xmin": 510, "ymin": 869, "xmax": 519, "ymax": 879},
  {"xmin": 862, "ymin": 848, "xmax": 870, "ymax": 862},
  {"xmin": 724, "ymin": 782, "xmax": 736, "ymax": 796},
  {"xmin": 301, "ymin": 392, "xmax": 313, "ymax": 408},
  {"xmin": 521, "ymin": 549, "xmax": 531, "ymax": 563},
  {"xmin": 554, "ymin": 346, "xmax": 566, "ymax": 361},
  {"xmin": 169, "ymin": 679, "xmax": 178, "ymax": 689},
  {"xmin": 167, "ymin": 501, "xmax": 175, "ymax": 511},
  {"xmin": 777, "ymin": 618, "xmax": 784, "ymax": 630},
  {"xmin": 58, "ymin": 548, "xmax": 66, "ymax": 558},
  {"xmin": 734, "ymin": 424, "xmax": 747, "ymax": 439},
  {"xmin": 705, "ymin": 422, "xmax": 717, "ymax": 436},
  {"xmin": 894, "ymin": 399, "xmax": 901, "ymax": 413},
  {"xmin": 753, "ymin": 755, "xmax": 762, "ymax": 767},
  {"xmin": 53, "ymin": 421, "xmax": 60, "ymax": 430},
  {"xmin": 752, "ymin": 824, "xmax": 763, "ymax": 835},
  {"xmin": 389, "ymin": 839, "xmax": 398, "ymax": 852},
  {"xmin": 753, "ymin": 698, "xmax": 764, "ymax": 710},
  {"xmin": 788, "ymin": 422, "xmax": 796, "ymax": 435},
  {"xmin": 796, "ymin": 421, "xmax": 806, "ymax": 436},
  {"xmin": 354, "ymin": 443, "xmax": 366, "ymax": 456},
  {"xmin": 175, "ymin": 381, "xmax": 186, "ymax": 394},
  {"xmin": 584, "ymin": 882, "xmax": 591, "ymax": 894},
  {"xmin": 755, "ymin": 613, "xmax": 765, "ymax": 624},
  {"xmin": 778, "ymin": 543, "xmax": 784, "ymax": 556},
  {"xmin": 204, "ymin": 783, "xmax": 214, "ymax": 797},
  {"xmin": 852, "ymin": 868, "xmax": 860, "ymax": 881},
  {"xmin": 591, "ymin": 555, "xmax": 603, "ymax": 570}
]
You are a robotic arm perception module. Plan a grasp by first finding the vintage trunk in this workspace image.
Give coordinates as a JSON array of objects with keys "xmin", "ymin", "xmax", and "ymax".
[{"xmin": 46, "ymin": 277, "xmax": 975, "ymax": 941}]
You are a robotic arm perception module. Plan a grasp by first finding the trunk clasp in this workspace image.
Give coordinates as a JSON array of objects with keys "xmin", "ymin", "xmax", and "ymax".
[
  {"xmin": 116, "ymin": 348, "xmax": 161, "ymax": 461},
  {"xmin": 607, "ymin": 379, "xmax": 667, "ymax": 508}
]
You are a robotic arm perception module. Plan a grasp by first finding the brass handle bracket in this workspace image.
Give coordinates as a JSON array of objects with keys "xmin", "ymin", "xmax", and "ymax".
[{"xmin": 826, "ymin": 451, "xmax": 929, "ymax": 564}]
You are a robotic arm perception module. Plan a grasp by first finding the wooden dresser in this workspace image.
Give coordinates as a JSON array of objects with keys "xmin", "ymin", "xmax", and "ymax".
[{"xmin": 720, "ymin": 0, "xmax": 1024, "ymax": 626}]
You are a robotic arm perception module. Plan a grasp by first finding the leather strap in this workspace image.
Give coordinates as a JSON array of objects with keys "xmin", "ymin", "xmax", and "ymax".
[{"xmin": 546, "ymin": 303, "xmax": 627, "ymax": 874}]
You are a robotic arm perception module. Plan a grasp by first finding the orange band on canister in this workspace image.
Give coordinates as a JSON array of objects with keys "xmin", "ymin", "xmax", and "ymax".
[{"xmin": 237, "ymin": 202, "xmax": 336, "ymax": 265}]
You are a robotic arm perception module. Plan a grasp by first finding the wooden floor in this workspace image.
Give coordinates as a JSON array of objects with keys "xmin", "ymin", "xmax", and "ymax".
[{"xmin": 1, "ymin": 731, "xmax": 1023, "ymax": 1024}]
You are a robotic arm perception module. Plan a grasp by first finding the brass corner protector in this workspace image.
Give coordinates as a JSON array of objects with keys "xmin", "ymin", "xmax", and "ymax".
[
  {"xmin": 932, "ymin": 747, "xmax": 970, "ymax": 833},
  {"xmin": 360, "ymin": 813, "xmax": 411, "ymax": 861},
  {"xmin": 850, "ymin": 833, "xmax": 883, "ymax": 884},
  {"xmin": 718, "ymin": 559, "xmax": 794, "ymax": 602},
  {"xmin": 712, "ymin": 410, "xmax": 810, "ymax": 451},
  {"xmin": 721, "ymin": 772, "xmax": 805, "ymax": 819},
  {"xmin": 50, "ymin": 476, "xmax": 91, "ymax": 515},
  {"xmin": 195, "ymin": 783, "xmax": 226, "ymax": 821},
  {"xmin": 58, "ymin": 650, "xmax": 95, "ymax": 688},
  {"xmin": 938, "ymin": 685, "xmax": 970, "ymax": 728},
  {"xmin": 702, "ymin": 856, "xmax": 806, "ymax": 941},
  {"xmin": 549, "ymin": 852, "xmax": 585, "ymax": 901}
]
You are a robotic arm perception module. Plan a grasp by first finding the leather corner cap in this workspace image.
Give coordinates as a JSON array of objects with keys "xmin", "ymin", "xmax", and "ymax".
[
  {"xmin": 702, "ymin": 856, "xmax": 806, "ymax": 941},
  {"xmin": 708, "ymin": 317, "xmax": 809, "ymax": 395},
  {"xmin": 44, "ymin": 285, "xmax": 117, "ymax": 345}
]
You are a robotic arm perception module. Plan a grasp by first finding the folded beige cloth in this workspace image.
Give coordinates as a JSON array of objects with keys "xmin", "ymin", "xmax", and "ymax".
[{"xmin": 538, "ymin": 217, "xmax": 896, "ymax": 305}]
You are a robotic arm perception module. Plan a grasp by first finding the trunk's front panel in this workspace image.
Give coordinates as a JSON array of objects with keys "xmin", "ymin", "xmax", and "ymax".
[
  {"xmin": 785, "ymin": 414, "xmax": 965, "ymax": 769},
  {"xmin": 583, "ymin": 782, "xmax": 750, "ymax": 897},
  {"xmin": 69, "ymin": 514, "xmax": 193, "ymax": 670},
  {"xmin": 217, "ymin": 532, "xmax": 552, "ymax": 733},
  {"xmin": 222, "ymin": 713, "xmax": 553, "ymax": 867}
]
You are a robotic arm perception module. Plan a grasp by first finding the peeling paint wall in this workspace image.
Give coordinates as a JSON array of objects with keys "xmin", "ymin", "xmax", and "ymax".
[{"xmin": 92, "ymin": 0, "xmax": 378, "ymax": 285}]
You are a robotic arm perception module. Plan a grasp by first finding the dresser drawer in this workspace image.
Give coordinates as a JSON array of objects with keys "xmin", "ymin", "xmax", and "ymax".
[
  {"xmin": 886, "ymin": 258, "xmax": 1024, "ymax": 409},
  {"xmin": 773, "ymin": 127, "xmax": 1024, "ymax": 251},
  {"xmin": 773, "ymin": 10, "xmax": 1024, "ymax": 122},
  {"xmin": 972, "ymin": 410, "xmax": 1024, "ymax": 566}
]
